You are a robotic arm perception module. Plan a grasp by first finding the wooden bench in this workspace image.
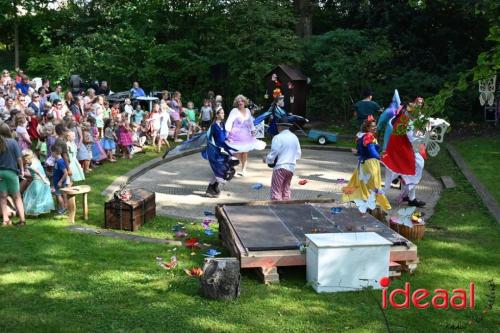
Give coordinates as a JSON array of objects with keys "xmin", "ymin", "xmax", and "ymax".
[{"xmin": 60, "ymin": 185, "xmax": 91, "ymax": 223}]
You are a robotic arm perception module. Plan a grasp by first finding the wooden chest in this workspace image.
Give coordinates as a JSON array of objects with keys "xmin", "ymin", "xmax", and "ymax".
[{"xmin": 104, "ymin": 188, "xmax": 156, "ymax": 231}]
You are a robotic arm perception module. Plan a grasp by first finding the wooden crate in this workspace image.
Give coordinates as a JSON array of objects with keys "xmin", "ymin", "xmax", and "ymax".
[{"xmin": 104, "ymin": 189, "xmax": 156, "ymax": 231}]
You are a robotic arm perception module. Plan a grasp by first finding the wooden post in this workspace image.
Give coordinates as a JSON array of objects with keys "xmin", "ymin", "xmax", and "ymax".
[
  {"xmin": 66, "ymin": 194, "xmax": 76, "ymax": 223},
  {"xmin": 83, "ymin": 192, "xmax": 88, "ymax": 220},
  {"xmin": 257, "ymin": 267, "xmax": 280, "ymax": 284}
]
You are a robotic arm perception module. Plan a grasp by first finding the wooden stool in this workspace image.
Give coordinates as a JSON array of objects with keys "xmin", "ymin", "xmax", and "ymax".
[{"xmin": 60, "ymin": 185, "xmax": 91, "ymax": 223}]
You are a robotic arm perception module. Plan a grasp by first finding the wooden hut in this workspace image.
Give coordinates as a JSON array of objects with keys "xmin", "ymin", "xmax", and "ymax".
[{"xmin": 264, "ymin": 65, "xmax": 307, "ymax": 117}]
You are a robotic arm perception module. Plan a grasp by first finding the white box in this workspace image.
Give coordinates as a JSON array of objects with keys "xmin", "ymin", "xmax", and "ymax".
[{"xmin": 305, "ymin": 232, "xmax": 392, "ymax": 293}]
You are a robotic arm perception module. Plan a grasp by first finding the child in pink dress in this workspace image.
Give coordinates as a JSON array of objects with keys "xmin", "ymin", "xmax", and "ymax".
[
  {"xmin": 15, "ymin": 115, "xmax": 32, "ymax": 151},
  {"xmin": 118, "ymin": 119, "xmax": 133, "ymax": 159}
]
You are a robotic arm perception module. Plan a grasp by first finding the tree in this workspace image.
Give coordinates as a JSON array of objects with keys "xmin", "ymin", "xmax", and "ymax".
[
  {"xmin": 294, "ymin": 0, "xmax": 312, "ymax": 38},
  {"xmin": 0, "ymin": 0, "xmax": 56, "ymax": 68},
  {"xmin": 304, "ymin": 29, "xmax": 393, "ymax": 120}
]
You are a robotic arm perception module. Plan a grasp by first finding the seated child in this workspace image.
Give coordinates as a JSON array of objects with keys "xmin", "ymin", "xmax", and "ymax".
[{"xmin": 131, "ymin": 123, "xmax": 146, "ymax": 154}]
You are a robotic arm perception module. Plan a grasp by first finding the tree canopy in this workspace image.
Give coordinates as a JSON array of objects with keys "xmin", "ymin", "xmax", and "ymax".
[{"xmin": 1, "ymin": 0, "xmax": 498, "ymax": 121}]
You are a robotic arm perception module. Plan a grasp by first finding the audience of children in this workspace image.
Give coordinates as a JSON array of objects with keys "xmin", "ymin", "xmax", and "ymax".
[{"xmin": 0, "ymin": 69, "xmax": 220, "ymax": 224}]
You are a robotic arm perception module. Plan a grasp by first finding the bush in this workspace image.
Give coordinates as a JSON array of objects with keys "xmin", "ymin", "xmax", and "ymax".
[{"xmin": 303, "ymin": 29, "xmax": 393, "ymax": 121}]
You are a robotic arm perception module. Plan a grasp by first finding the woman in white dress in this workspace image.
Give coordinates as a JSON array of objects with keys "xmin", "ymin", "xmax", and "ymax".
[{"xmin": 225, "ymin": 95, "xmax": 265, "ymax": 176}]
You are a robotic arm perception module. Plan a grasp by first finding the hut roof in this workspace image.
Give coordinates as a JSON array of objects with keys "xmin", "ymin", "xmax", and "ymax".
[{"xmin": 266, "ymin": 64, "xmax": 306, "ymax": 81}]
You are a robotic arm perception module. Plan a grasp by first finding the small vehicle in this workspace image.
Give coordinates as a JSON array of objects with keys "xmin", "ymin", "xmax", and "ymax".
[{"xmin": 308, "ymin": 129, "xmax": 337, "ymax": 145}]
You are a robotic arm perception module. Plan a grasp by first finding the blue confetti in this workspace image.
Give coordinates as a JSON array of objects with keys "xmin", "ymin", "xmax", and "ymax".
[
  {"xmin": 330, "ymin": 207, "xmax": 342, "ymax": 214},
  {"xmin": 202, "ymin": 249, "xmax": 221, "ymax": 257},
  {"xmin": 251, "ymin": 183, "xmax": 264, "ymax": 190}
]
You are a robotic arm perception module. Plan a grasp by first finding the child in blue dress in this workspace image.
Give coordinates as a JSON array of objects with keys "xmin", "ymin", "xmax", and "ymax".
[
  {"xmin": 101, "ymin": 118, "xmax": 117, "ymax": 162},
  {"xmin": 22, "ymin": 150, "xmax": 55, "ymax": 216},
  {"xmin": 65, "ymin": 130, "xmax": 85, "ymax": 182}
]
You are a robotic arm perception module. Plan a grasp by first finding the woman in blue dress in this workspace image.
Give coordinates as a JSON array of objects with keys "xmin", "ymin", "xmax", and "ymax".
[
  {"xmin": 22, "ymin": 150, "xmax": 55, "ymax": 216},
  {"xmin": 204, "ymin": 107, "xmax": 238, "ymax": 197}
]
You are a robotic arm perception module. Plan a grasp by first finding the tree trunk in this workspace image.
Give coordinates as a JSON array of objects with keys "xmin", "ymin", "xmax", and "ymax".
[
  {"xmin": 294, "ymin": 0, "xmax": 312, "ymax": 39},
  {"xmin": 200, "ymin": 257, "xmax": 240, "ymax": 300},
  {"xmin": 14, "ymin": 17, "xmax": 19, "ymax": 69}
]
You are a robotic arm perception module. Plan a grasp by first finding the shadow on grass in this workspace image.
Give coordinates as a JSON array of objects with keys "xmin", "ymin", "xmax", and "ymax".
[{"xmin": 0, "ymin": 142, "xmax": 498, "ymax": 332}]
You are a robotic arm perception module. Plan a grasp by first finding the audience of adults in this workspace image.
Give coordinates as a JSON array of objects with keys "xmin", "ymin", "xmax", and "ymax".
[
  {"xmin": 49, "ymin": 85, "xmax": 63, "ymax": 102},
  {"xmin": 16, "ymin": 75, "xmax": 30, "ymax": 96},
  {"xmin": 98, "ymin": 81, "xmax": 111, "ymax": 96},
  {"xmin": 130, "ymin": 82, "xmax": 145, "ymax": 98},
  {"xmin": 354, "ymin": 89, "xmax": 382, "ymax": 127}
]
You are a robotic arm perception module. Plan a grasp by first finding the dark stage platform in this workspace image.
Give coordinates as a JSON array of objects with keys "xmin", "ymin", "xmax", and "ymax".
[
  {"xmin": 223, "ymin": 203, "xmax": 408, "ymax": 251},
  {"xmin": 216, "ymin": 199, "xmax": 419, "ymax": 283}
]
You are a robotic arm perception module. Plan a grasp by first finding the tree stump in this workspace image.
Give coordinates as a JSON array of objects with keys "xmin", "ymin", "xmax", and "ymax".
[{"xmin": 200, "ymin": 257, "xmax": 240, "ymax": 301}]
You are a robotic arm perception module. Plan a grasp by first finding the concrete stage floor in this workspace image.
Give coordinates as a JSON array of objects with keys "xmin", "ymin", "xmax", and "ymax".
[{"xmin": 125, "ymin": 149, "xmax": 442, "ymax": 220}]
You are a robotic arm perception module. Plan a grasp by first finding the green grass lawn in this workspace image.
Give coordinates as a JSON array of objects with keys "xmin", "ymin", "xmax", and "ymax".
[
  {"xmin": 453, "ymin": 136, "xmax": 500, "ymax": 203},
  {"xmin": 0, "ymin": 142, "xmax": 499, "ymax": 332}
]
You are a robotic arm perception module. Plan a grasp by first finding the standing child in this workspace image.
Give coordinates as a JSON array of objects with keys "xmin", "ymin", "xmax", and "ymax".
[
  {"xmin": 16, "ymin": 115, "xmax": 32, "ymax": 151},
  {"xmin": 118, "ymin": 119, "xmax": 133, "ymax": 159},
  {"xmin": 89, "ymin": 117, "xmax": 106, "ymax": 165},
  {"xmin": 124, "ymin": 98, "xmax": 133, "ymax": 123},
  {"xmin": 200, "ymin": 99, "xmax": 213, "ymax": 131},
  {"xmin": 26, "ymin": 108, "xmax": 40, "ymax": 148},
  {"xmin": 169, "ymin": 91, "xmax": 183, "ymax": 142},
  {"xmin": 80, "ymin": 122, "xmax": 93, "ymax": 172},
  {"xmin": 92, "ymin": 96, "xmax": 105, "ymax": 137},
  {"xmin": 0, "ymin": 122, "xmax": 26, "ymax": 226},
  {"xmin": 147, "ymin": 103, "xmax": 161, "ymax": 153},
  {"xmin": 184, "ymin": 101, "xmax": 199, "ymax": 138},
  {"xmin": 36, "ymin": 136, "xmax": 48, "ymax": 164},
  {"xmin": 22, "ymin": 150, "xmax": 55, "ymax": 216},
  {"xmin": 103, "ymin": 100, "xmax": 111, "ymax": 120},
  {"xmin": 133, "ymin": 104, "xmax": 145, "ymax": 125},
  {"xmin": 72, "ymin": 121, "xmax": 91, "ymax": 173},
  {"xmin": 51, "ymin": 145, "xmax": 69, "ymax": 216},
  {"xmin": 43, "ymin": 114, "xmax": 56, "ymax": 154},
  {"xmin": 159, "ymin": 103, "xmax": 171, "ymax": 151},
  {"xmin": 101, "ymin": 118, "xmax": 117, "ymax": 162},
  {"xmin": 65, "ymin": 130, "xmax": 85, "ymax": 182},
  {"xmin": 110, "ymin": 102, "xmax": 121, "ymax": 121}
]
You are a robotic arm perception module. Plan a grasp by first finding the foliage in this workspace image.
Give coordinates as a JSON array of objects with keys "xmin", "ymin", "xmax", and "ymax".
[
  {"xmin": 304, "ymin": 29, "xmax": 393, "ymax": 120},
  {"xmin": 23, "ymin": 0, "xmax": 302, "ymax": 106},
  {"xmin": 0, "ymin": 0, "xmax": 497, "ymax": 121},
  {"xmin": 312, "ymin": 0, "xmax": 494, "ymax": 120},
  {"xmin": 454, "ymin": 136, "xmax": 500, "ymax": 203}
]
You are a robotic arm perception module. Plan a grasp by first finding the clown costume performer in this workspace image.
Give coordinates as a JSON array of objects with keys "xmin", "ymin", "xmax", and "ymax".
[{"xmin": 341, "ymin": 116, "xmax": 391, "ymax": 211}]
